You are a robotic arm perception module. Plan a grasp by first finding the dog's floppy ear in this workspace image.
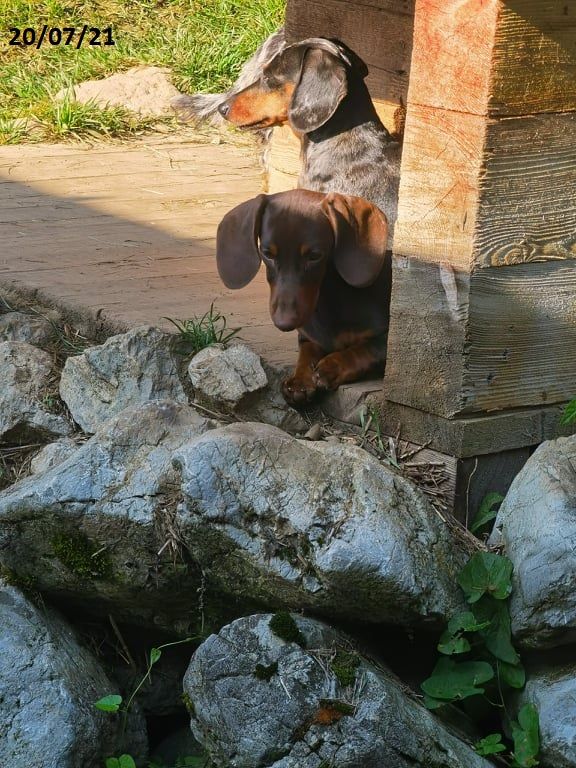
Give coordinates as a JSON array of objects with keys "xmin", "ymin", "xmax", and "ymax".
[
  {"xmin": 321, "ymin": 193, "xmax": 388, "ymax": 288},
  {"xmin": 216, "ymin": 195, "xmax": 267, "ymax": 289},
  {"xmin": 289, "ymin": 47, "xmax": 348, "ymax": 133}
]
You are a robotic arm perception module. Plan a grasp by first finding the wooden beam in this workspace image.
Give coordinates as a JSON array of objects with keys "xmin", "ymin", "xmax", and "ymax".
[
  {"xmin": 383, "ymin": 0, "xmax": 576, "ymax": 422},
  {"xmin": 285, "ymin": 0, "xmax": 414, "ymax": 103}
]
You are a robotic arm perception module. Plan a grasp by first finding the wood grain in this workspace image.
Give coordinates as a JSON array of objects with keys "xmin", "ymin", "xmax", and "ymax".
[
  {"xmin": 394, "ymin": 108, "xmax": 576, "ymax": 269},
  {"xmin": 286, "ymin": 0, "xmax": 414, "ymax": 103},
  {"xmin": 407, "ymin": 0, "xmax": 576, "ymax": 116}
]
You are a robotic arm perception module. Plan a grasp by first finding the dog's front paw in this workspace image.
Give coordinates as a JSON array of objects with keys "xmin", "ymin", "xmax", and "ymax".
[
  {"xmin": 313, "ymin": 355, "xmax": 343, "ymax": 391},
  {"xmin": 282, "ymin": 373, "xmax": 319, "ymax": 407}
]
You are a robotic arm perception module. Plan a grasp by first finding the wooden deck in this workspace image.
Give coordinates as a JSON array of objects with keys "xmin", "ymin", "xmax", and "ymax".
[{"xmin": 0, "ymin": 131, "xmax": 296, "ymax": 366}]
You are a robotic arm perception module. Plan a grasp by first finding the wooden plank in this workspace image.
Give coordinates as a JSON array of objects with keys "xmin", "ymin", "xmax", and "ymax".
[
  {"xmin": 383, "ymin": 257, "xmax": 576, "ymax": 417},
  {"xmin": 286, "ymin": 0, "xmax": 414, "ymax": 103},
  {"xmin": 375, "ymin": 396, "xmax": 576, "ymax": 457},
  {"xmin": 407, "ymin": 0, "xmax": 576, "ymax": 116},
  {"xmin": 0, "ymin": 135, "xmax": 296, "ymax": 367},
  {"xmin": 383, "ymin": 256, "xmax": 469, "ymax": 418},
  {"xmin": 394, "ymin": 108, "xmax": 576, "ymax": 269},
  {"xmin": 464, "ymin": 260, "xmax": 576, "ymax": 412}
]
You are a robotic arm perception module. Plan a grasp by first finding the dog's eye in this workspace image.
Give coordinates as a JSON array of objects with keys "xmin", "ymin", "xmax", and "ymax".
[
  {"xmin": 260, "ymin": 247, "xmax": 274, "ymax": 260},
  {"xmin": 306, "ymin": 250, "xmax": 323, "ymax": 263}
]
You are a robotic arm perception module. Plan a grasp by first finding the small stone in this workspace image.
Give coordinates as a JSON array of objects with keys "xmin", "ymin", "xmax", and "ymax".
[
  {"xmin": 303, "ymin": 423, "xmax": 322, "ymax": 441},
  {"xmin": 0, "ymin": 341, "xmax": 71, "ymax": 442},
  {"xmin": 60, "ymin": 326, "xmax": 187, "ymax": 433},
  {"xmin": 188, "ymin": 344, "xmax": 268, "ymax": 409}
]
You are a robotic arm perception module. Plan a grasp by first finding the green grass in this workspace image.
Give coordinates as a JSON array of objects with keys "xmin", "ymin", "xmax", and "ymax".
[
  {"xmin": 166, "ymin": 304, "xmax": 241, "ymax": 355},
  {"xmin": 0, "ymin": 0, "xmax": 285, "ymax": 143}
]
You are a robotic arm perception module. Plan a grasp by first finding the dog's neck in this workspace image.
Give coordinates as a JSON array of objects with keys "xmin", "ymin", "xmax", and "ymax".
[{"xmin": 304, "ymin": 77, "xmax": 388, "ymax": 144}]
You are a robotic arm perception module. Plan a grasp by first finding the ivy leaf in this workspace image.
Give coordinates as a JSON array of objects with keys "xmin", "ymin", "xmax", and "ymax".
[
  {"xmin": 458, "ymin": 552, "xmax": 513, "ymax": 604},
  {"xmin": 560, "ymin": 398, "xmax": 576, "ymax": 426},
  {"xmin": 421, "ymin": 657, "xmax": 494, "ymax": 701},
  {"xmin": 95, "ymin": 694, "xmax": 122, "ymax": 713},
  {"xmin": 471, "ymin": 493, "xmax": 504, "ymax": 534},
  {"xmin": 105, "ymin": 757, "xmax": 136, "ymax": 768},
  {"xmin": 438, "ymin": 611, "xmax": 490, "ymax": 655},
  {"xmin": 150, "ymin": 647, "xmax": 162, "ymax": 666},
  {"xmin": 474, "ymin": 733, "xmax": 507, "ymax": 756},
  {"xmin": 423, "ymin": 694, "xmax": 445, "ymax": 710},
  {"xmin": 498, "ymin": 659, "xmax": 526, "ymax": 689},
  {"xmin": 438, "ymin": 635, "xmax": 471, "ymax": 655},
  {"xmin": 472, "ymin": 597, "xmax": 520, "ymax": 665},
  {"xmin": 511, "ymin": 703, "xmax": 540, "ymax": 767}
]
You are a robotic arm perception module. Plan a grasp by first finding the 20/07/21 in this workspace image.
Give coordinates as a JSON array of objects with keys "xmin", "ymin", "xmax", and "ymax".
[{"xmin": 9, "ymin": 26, "xmax": 115, "ymax": 49}]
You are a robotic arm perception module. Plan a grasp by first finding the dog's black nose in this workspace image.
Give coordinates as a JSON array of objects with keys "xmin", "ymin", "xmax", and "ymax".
[{"xmin": 218, "ymin": 102, "xmax": 231, "ymax": 118}]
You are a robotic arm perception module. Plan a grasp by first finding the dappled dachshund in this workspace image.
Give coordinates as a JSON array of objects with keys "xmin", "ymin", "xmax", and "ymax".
[
  {"xmin": 217, "ymin": 189, "xmax": 391, "ymax": 407},
  {"xmin": 217, "ymin": 37, "xmax": 401, "ymax": 245}
]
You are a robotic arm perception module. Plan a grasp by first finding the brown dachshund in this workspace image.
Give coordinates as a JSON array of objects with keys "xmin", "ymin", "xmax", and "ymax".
[{"xmin": 216, "ymin": 189, "xmax": 391, "ymax": 407}]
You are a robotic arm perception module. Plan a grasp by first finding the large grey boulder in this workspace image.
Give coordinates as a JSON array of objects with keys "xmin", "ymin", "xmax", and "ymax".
[
  {"xmin": 516, "ymin": 663, "xmax": 576, "ymax": 768},
  {"xmin": 0, "ymin": 580, "xmax": 147, "ymax": 768},
  {"xmin": 175, "ymin": 422, "xmax": 469, "ymax": 628},
  {"xmin": 0, "ymin": 311, "xmax": 55, "ymax": 346},
  {"xmin": 0, "ymin": 341, "xmax": 71, "ymax": 441},
  {"xmin": 184, "ymin": 614, "xmax": 492, "ymax": 768},
  {"xmin": 59, "ymin": 326, "xmax": 188, "ymax": 433},
  {"xmin": 188, "ymin": 344, "xmax": 306, "ymax": 434},
  {"xmin": 489, "ymin": 435, "xmax": 576, "ymax": 649},
  {"xmin": 0, "ymin": 400, "xmax": 213, "ymax": 631}
]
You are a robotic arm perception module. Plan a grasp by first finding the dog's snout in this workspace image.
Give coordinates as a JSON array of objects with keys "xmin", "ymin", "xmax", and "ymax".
[{"xmin": 218, "ymin": 101, "xmax": 231, "ymax": 118}]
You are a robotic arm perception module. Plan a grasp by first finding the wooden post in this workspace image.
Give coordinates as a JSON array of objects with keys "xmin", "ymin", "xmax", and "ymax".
[{"xmin": 374, "ymin": 0, "xmax": 576, "ymax": 514}]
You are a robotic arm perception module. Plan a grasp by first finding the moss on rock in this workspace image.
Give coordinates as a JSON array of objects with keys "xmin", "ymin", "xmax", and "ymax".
[
  {"xmin": 269, "ymin": 611, "xmax": 306, "ymax": 647},
  {"xmin": 51, "ymin": 531, "xmax": 113, "ymax": 580}
]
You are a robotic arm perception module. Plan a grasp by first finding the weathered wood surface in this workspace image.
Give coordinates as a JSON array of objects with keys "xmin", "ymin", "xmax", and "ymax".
[
  {"xmin": 0, "ymin": 134, "xmax": 297, "ymax": 366},
  {"xmin": 394, "ymin": 108, "xmax": 576, "ymax": 269},
  {"xmin": 383, "ymin": 257, "xmax": 576, "ymax": 418},
  {"xmin": 286, "ymin": 0, "xmax": 414, "ymax": 104},
  {"xmin": 408, "ymin": 0, "xmax": 576, "ymax": 116}
]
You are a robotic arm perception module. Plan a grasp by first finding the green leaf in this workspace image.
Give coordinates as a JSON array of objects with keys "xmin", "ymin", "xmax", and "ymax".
[
  {"xmin": 499, "ymin": 659, "xmax": 526, "ymax": 689},
  {"xmin": 421, "ymin": 657, "xmax": 494, "ymax": 701},
  {"xmin": 438, "ymin": 611, "xmax": 490, "ymax": 655},
  {"xmin": 150, "ymin": 647, "xmax": 162, "ymax": 666},
  {"xmin": 472, "ymin": 597, "xmax": 520, "ymax": 665},
  {"xmin": 105, "ymin": 758, "xmax": 136, "ymax": 768},
  {"xmin": 561, "ymin": 398, "xmax": 576, "ymax": 426},
  {"xmin": 471, "ymin": 492, "xmax": 504, "ymax": 534},
  {"xmin": 474, "ymin": 733, "xmax": 507, "ymax": 756},
  {"xmin": 511, "ymin": 703, "xmax": 540, "ymax": 767},
  {"xmin": 458, "ymin": 552, "xmax": 513, "ymax": 604},
  {"xmin": 423, "ymin": 694, "xmax": 445, "ymax": 710},
  {"xmin": 438, "ymin": 635, "xmax": 471, "ymax": 655},
  {"xmin": 94, "ymin": 694, "xmax": 122, "ymax": 713}
]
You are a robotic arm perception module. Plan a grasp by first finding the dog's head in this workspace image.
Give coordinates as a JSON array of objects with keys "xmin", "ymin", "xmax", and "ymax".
[
  {"xmin": 216, "ymin": 189, "xmax": 388, "ymax": 333},
  {"xmin": 218, "ymin": 38, "xmax": 368, "ymax": 133}
]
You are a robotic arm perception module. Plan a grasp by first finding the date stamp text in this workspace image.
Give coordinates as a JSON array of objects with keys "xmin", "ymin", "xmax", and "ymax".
[{"xmin": 8, "ymin": 26, "xmax": 115, "ymax": 50}]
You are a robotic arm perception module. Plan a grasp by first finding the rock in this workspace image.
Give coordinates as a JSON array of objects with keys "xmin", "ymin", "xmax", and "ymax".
[
  {"xmin": 303, "ymin": 423, "xmax": 322, "ymax": 441},
  {"xmin": 60, "ymin": 326, "xmax": 188, "ymax": 433},
  {"xmin": 189, "ymin": 345, "xmax": 306, "ymax": 434},
  {"xmin": 188, "ymin": 343, "xmax": 268, "ymax": 407},
  {"xmin": 0, "ymin": 400, "xmax": 213, "ymax": 631},
  {"xmin": 321, "ymin": 379, "xmax": 383, "ymax": 425},
  {"xmin": 516, "ymin": 663, "xmax": 576, "ymax": 768},
  {"xmin": 0, "ymin": 311, "xmax": 55, "ymax": 346},
  {"xmin": 184, "ymin": 613, "xmax": 492, "ymax": 768},
  {"xmin": 489, "ymin": 436, "xmax": 576, "ymax": 649},
  {"xmin": 175, "ymin": 422, "xmax": 468, "ymax": 628},
  {"xmin": 30, "ymin": 437, "xmax": 79, "ymax": 474},
  {"xmin": 0, "ymin": 341, "xmax": 71, "ymax": 441},
  {"xmin": 0, "ymin": 579, "xmax": 147, "ymax": 768},
  {"xmin": 60, "ymin": 66, "xmax": 181, "ymax": 117}
]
